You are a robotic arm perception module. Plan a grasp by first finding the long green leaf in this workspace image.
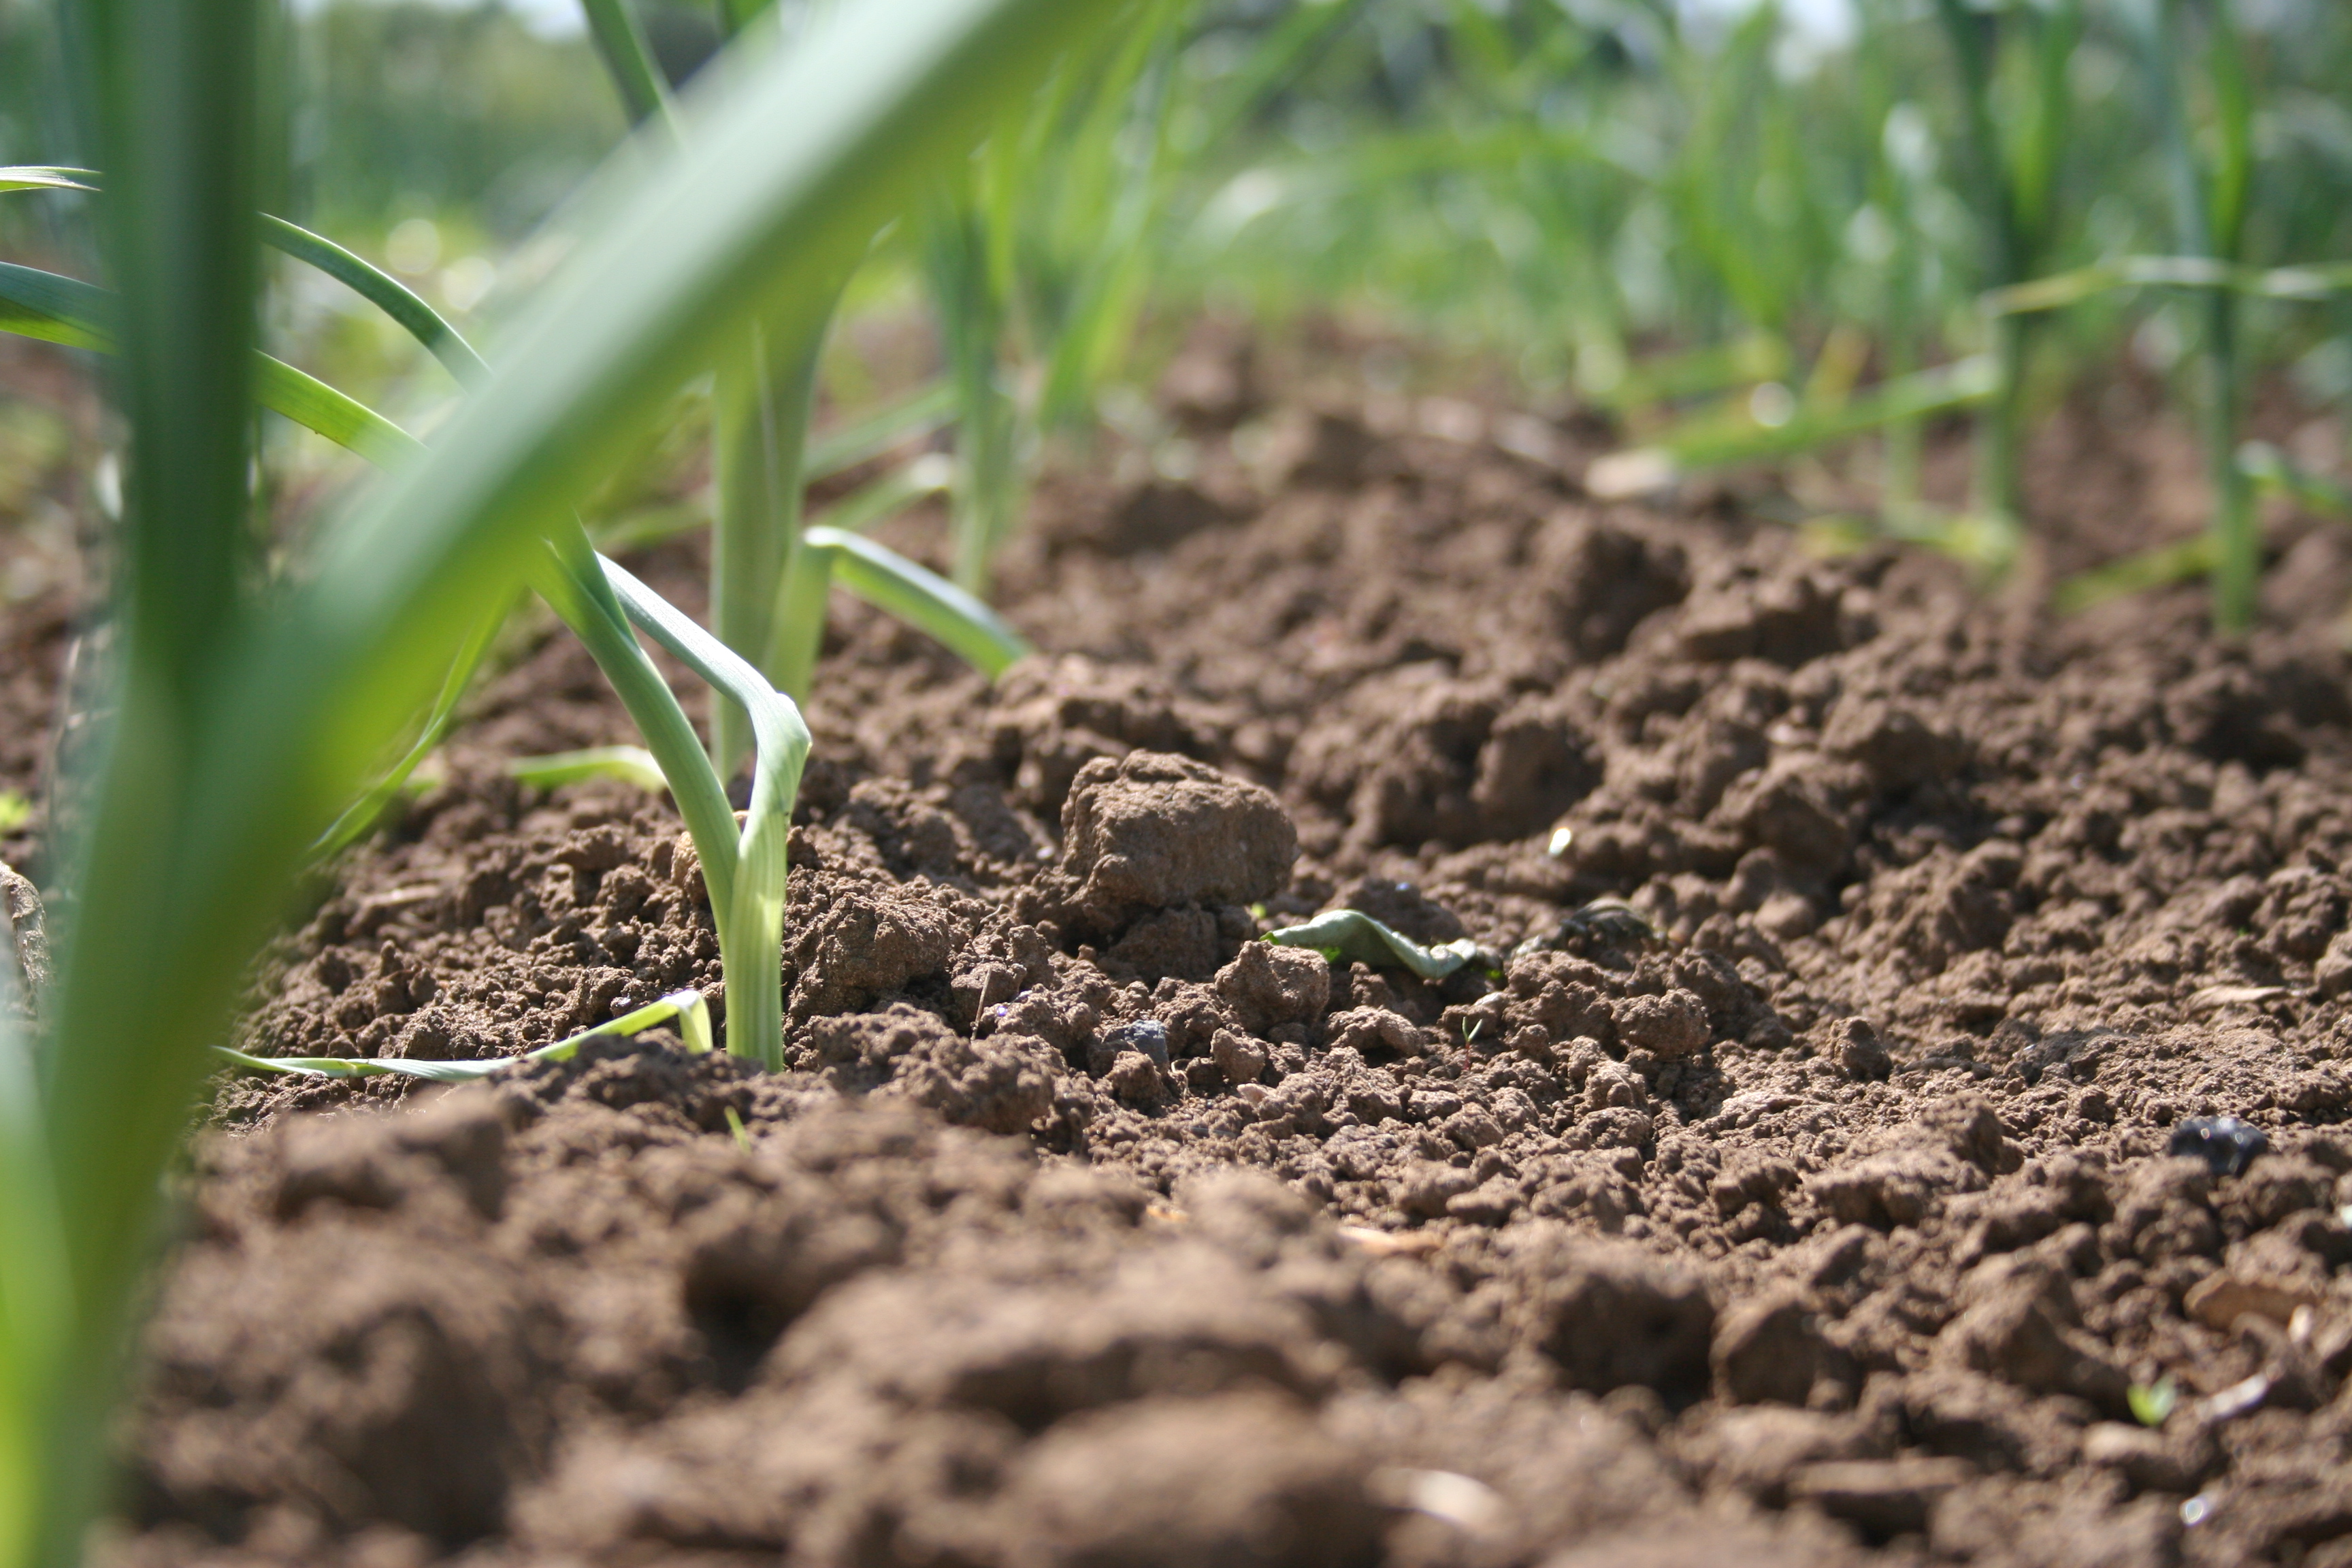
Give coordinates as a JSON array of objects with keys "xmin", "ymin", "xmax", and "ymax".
[
  {"xmin": 0, "ymin": 167, "xmax": 94, "ymax": 194},
  {"xmin": 0, "ymin": 169, "xmax": 490, "ymax": 387},
  {"xmin": 0, "ymin": 261, "xmax": 425, "ymax": 466},
  {"xmin": 259, "ymin": 215, "xmax": 490, "ymax": 385},
  {"xmin": 804, "ymin": 524, "xmax": 1030, "ymax": 676},
  {"xmin": 804, "ymin": 378, "xmax": 956, "ymax": 480},
  {"xmin": 312, "ymin": 596, "xmax": 512, "ymax": 856},
  {"xmin": 1590, "ymin": 355, "xmax": 1998, "ymax": 485},
  {"xmin": 218, "ymin": 986, "xmax": 714, "ymax": 1079},
  {"xmin": 509, "ymin": 745, "xmax": 670, "ymax": 794},
  {"xmin": 38, "ymin": 0, "xmax": 264, "ymax": 1556}
]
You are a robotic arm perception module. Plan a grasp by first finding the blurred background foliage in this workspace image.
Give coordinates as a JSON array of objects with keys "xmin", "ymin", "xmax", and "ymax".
[{"xmin": 6, "ymin": 0, "xmax": 2352, "ymax": 585}]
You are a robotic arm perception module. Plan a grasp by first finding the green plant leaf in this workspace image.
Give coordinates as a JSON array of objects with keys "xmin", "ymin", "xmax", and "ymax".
[
  {"xmin": 599, "ymin": 553, "xmax": 809, "ymax": 1069},
  {"xmin": 804, "ymin": 523, "xmax": 1030, "ymax": 676},
  {"xmin": 508, "ymin": 745, "xmax": 670, "ymax": 794},
  {"xmin": 0, "ymin": 166, "xmax": 95, "ymax": 193},
  {"xmin": 261, "ymin": 215, "xmax": 490, "ymax": 385},
  {"xmin": 0, "ymin": 261, "xmax": 425, "ymax": 467},
  {"xmin": 804, "ymin": 378, "xmax": 956, "ymax": 480},
  {"xmin": 1264, "ymin": 910, "xmax": 1486, "ymax": 981},
  {"xmin": 217, "ymin": 985, "xmax": 714, "ymax": 1079}
]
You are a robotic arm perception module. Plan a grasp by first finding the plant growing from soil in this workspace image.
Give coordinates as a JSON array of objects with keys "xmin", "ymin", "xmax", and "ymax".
[{"xmin": 0, "ymin": 0, "xmax": 1109, "ymax": 1558}]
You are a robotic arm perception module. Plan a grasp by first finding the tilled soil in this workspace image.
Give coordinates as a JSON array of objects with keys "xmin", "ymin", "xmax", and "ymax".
[{"xmin": 17, "ymin": 336, "xmax": 2352, "ymax": 1567}]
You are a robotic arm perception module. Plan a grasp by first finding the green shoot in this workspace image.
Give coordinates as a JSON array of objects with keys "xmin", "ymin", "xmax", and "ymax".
[
  {"xmin": 0, "ymin": 797, "xmax": 27, "ymax": 836},
  {"xmin": 1588, "ymin": 356, "xmax": 1998, "ymax": 497},
  {"xmin": 2240, "ymin": 441, "xmax": 2352, "ymax": 519},
  {"xmin": 312, "ymin": 596, "xmax": 513, "ymax": 855},
  {"xmin": 1264, "ymin": 909, "xmax": 1485, "ymax": 982}
]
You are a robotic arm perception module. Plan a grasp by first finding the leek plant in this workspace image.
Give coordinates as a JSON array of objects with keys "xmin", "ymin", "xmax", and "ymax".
[{"xmin": 0, "ymin": 0, "xmax": 1109, "ymax": 1562}]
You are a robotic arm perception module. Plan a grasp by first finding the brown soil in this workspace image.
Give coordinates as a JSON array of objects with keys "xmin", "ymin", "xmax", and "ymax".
[{"xmin": 10, "ymin": 330, "xmax": 2352, "ymax": 1567}]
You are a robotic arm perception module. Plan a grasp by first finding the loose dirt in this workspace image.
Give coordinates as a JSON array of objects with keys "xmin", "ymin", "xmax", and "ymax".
[{"xmin": 10, "ymin": 330, "xmax": 2352, "ymax": 1567}]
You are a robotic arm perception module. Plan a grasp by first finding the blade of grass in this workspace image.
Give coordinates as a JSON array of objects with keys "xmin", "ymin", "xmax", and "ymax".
[
  {"xmin": 1590, "ymin": 355, "xmax": 1998, "ymax": 485},
  {"xmin": 2053, "ymin": 532, "xmax": 2217, "ymax": 614},
  {"xmin": 815, "ymin": 453, "xmax": 952, "ymax": 535},
  {"xmin": 712, "ymin": 300, "xmax": 834, "ymax": 776},
  {"xmin": 0, "ymin": 261, "xmax": 427, "ymax": 466},
  {"xmin": 0, "ymin": 169, "xmax": 490, "ymax": 385},
  {"xmin": 261, "ymin": 215, "xmax": 491, "ymax": 384},
  {"xmin": 34, "ymin": 0, "xmax": 265, "ymax": 1554},
  {"xmin": 581, "ymin": 0, "xmax": 681, "ymax": 135},
  {"xmin": 2240, "ymin": 440, "xmax": 2352, "ymax": 517}
]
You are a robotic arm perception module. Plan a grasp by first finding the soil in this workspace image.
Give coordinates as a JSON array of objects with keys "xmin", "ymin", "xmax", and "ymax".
[{"xmin": 7, "ymin": 325, "xmax": 2352, "ymax": 1567}]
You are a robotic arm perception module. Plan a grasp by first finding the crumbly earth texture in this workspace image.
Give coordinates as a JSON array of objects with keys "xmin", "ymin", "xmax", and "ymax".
[{"xmin": 15, "ymin": 339, "xmax": 2352, "ymax": 1567}]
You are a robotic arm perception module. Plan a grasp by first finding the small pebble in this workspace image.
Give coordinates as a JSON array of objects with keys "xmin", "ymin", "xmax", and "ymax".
[
  {"xmin": 1107, "ymin": 1018, "xmax": 1171, "ymax": 1068},
  {"xmin": 2168, "ymin": 1115, "xmax": 2268, "ymax": 1177}
]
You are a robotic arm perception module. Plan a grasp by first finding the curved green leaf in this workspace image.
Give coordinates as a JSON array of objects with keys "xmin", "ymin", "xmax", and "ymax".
[
  {"xmin": 804, "ymin": 523, "xmax": 1029, "ymax": 676},
  {"xmin": 259, "ymin": 216, "xmax": 490, "ymax": 385},
  {"xmin": 0, "ymin": 166, "xmax": 95, "ymax": 194},
  {"xmin": 593, "ymin": 553, "xmax": 810, "ymax": 1071},
  {"xmin": 0, "ymin": 260, "xmax": 425, "ymax": 466},
  {"xmin": 508, "ymin": 745, "xmax": 669, "ymax": 794},
  {"xmin": 1264, "ymin": 909, "xmax": 1486, "ymax": 981}
]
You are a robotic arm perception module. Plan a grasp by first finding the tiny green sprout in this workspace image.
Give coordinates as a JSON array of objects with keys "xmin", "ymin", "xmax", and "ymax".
[
  {"xmin": 0, "ymin": 792, "xmax": 29, "ymax": 834},
  {"xmin": 1462, "ymin": 1017, "xmax": 1484, "ymax": 1046},
  {"xmin": 725, "ymin": 1106, "xmax": 753, "ymax": 1152},
  {"xmin": 1264, "ymin": 909, "xmax": 1487, "ymax": 981},
  {"xmin": 2129, "ymin": 1376, "xmax": 2179, "ymax": 1428}
]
